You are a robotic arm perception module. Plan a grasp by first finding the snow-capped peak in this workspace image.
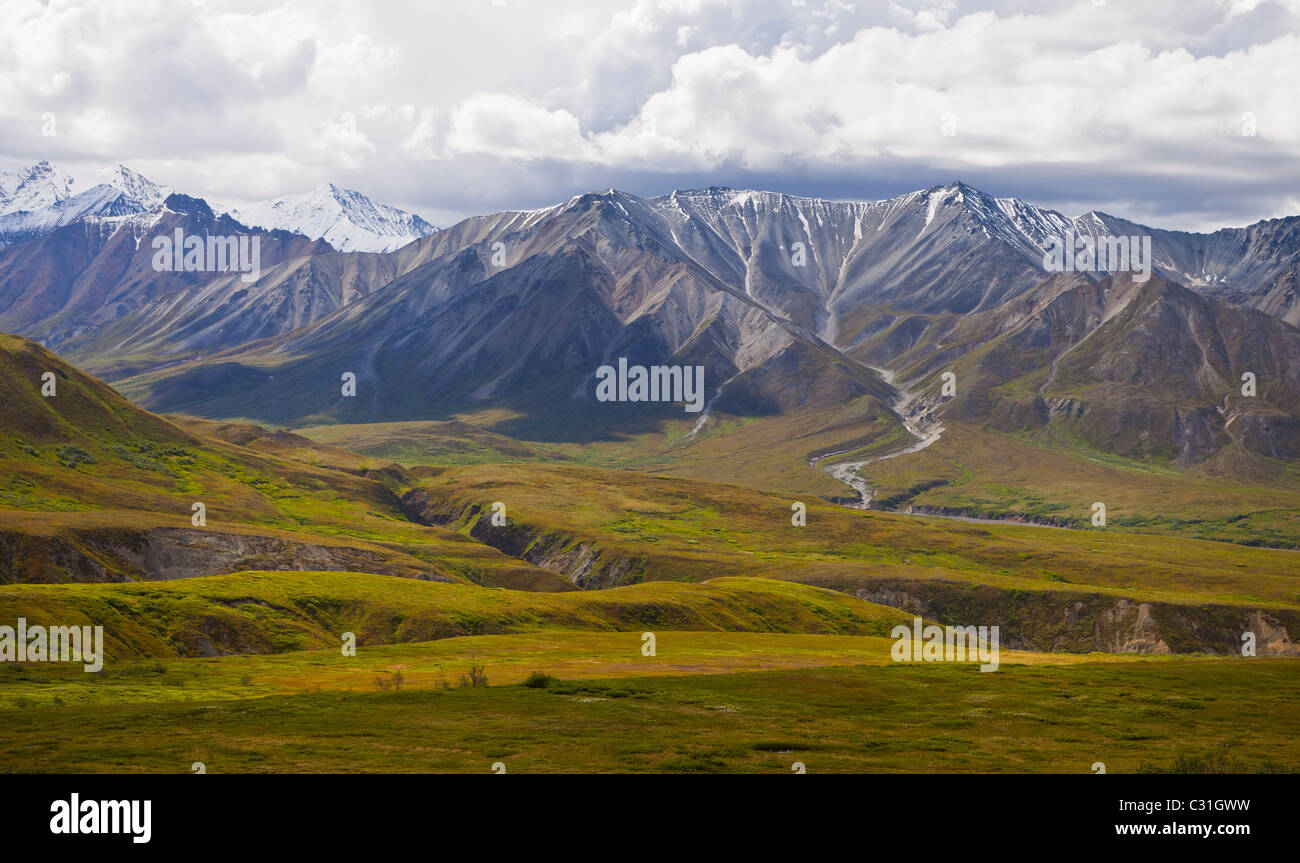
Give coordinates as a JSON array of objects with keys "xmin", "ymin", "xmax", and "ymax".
[
  {"xmin": 0, "ymin": 160, "xmax": 78, "ymax": 215},
  {"xmin": 0, "ymin": 161, "xmax": 170, "ymax": 248},
  {"xmin": 0, "ymin": 162, "xmax": 167, "ymax": 217},
  {"xmin": 226, "ymin": 184, "xmax": 438, "ymax": 253},
  {"xmin": 110, "ymin": 164, "xmax": 167, "ymax": 209}
]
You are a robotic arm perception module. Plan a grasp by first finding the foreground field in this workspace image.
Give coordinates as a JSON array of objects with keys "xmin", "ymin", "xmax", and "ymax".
[
  {"xmin": 2, "ymin": 658, "xmax": 1294, "ymax": 773},
  {"xmin": 0, "ymin": 630, "xmax": 1173, "ymax": 709},
  {"xmin": 7, "ymin": 569, "xmax": 1292, "ymax": 774}
]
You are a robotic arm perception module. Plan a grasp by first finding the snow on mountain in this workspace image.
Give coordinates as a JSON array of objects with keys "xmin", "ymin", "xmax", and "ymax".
[
  {"xmin": 0, "ymin": 161, "xmax": 435, "ymax": 253},
  {"xmin": 0, "ymin": 162, "xmax": 168, "ymax": 248},
  {"xmin": 226, "ymin": 184, "xmax": 437, "ymax": 253},
  {"xmin": 639, "ymin": 181, "xmax": 1077, "ymax": 266},
  {"xmin": 615, "ymin": 182, "xmax": 1080, "ymax": 319},
  {"xmin": 106, "ymin": 164, "xmax": 167, "ymax": 210},
  {"xmin": 0, "ymin": 160, "xmax": 77, "ymax": 213}
]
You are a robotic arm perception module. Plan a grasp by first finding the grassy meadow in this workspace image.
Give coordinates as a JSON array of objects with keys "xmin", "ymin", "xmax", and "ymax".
[
  {"xmin": 0, "ymin": 333, "xmax": 1297, "ymax": 773},
  {"xmin": 1, "ymin": 569, "xmax": 1296, "ymax": 773},
  {"xmin": 2, "ymin": 654, "xmax": 1294, "ymax": 773}
]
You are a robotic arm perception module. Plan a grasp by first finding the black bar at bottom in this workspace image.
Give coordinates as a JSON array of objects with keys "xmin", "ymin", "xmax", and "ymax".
[{"xmin": 0, "ymin": 773, "xmax": 1289, "ymax": 853}]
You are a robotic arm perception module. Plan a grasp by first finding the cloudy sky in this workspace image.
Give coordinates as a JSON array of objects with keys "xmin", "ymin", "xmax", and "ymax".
[{"xmin": 2, "ymin": 0, "xmax": 1298, "ymax": 230}]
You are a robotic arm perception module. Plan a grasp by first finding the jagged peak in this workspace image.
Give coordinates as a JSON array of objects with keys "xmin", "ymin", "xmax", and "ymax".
[
  {"xmin": 225, "ymin": 182, "xmax": 437, "ymax": 252},
  {"xmin": 161, "ymin": 192, "xmax": 214, "ymax": 219}
]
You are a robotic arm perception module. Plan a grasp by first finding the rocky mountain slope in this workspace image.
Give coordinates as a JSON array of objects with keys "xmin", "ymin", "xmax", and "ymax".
[
  {"xmin": 0, "ymin": 193, "xmax": 331, "ymax": 352},
  {"xmin": 75, "ymin": 185, "xmax": 1298, "ymax": 476},
  {"xmin": 0, "ymin": 176, "xmax": 1297, "ymax": 477},
  {"xmin": 852, "ymin": 272, "xmax": 1300, "ymax": 463}
]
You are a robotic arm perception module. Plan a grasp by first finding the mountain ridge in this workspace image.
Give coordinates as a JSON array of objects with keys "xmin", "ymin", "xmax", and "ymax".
[
  {"xmin": 2, "ymin": 172, "xmax": 1298, "ymax": 490},
  {"xmin": 90, "ymin": 184, "xmax": 1300, "ymax": 489},
  {"xmin": 0, "ymin": 161, "xmax": 438, "ymax": 254},
  {"xmin": 225, "ymin": 182, "xmax": 438, "ymax": 253}
]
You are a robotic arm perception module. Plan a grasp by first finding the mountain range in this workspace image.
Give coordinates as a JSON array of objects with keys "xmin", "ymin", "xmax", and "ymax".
[
  {"xmin": 0, "ymin": 162, "xmax": 167, "ymax": 248},
  {"xmin": 0, "ymin": 162, "xmax": 437, "ymax": 253},
  {"xmin": 1, "ymin": 169, "xmax": 1298, "ymax": 511}
]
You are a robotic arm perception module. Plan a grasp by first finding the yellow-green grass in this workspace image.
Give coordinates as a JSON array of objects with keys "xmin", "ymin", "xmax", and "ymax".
[
  {"xmin": 0, "ymin": 434, "xmax": 423, "ymax": 556},
  {"xmin": 411, "ymin": 463, "xmax": 1300, "ymax": 609},
  {"xmin": 0, "ymin": 630, "xmax": 1185, "ymax": 710},
  {"xmin": 1, "ymin": 659, "xmax": 1294, "ymax": 773},
  {"xmin": 0, "ymin": 381, "xmax": 568, "ymax": 586},
  {"xmin": 0, "ymin": 337, "xmax": 563, "ymax": 585},
  {"xmin": 295, "ymin": 392, "xmax": 902, "ymax": 499},
  {"xmin": 854, "ymin": 422, "xmax": 1300, "ymax": 547},
  {"xmin": 0, "ymin": 572, "xmax": 915, "ymax": 661},
  {"xmin": 0, "ymin": 506, "xmax": 562, "ymax": 587},
  {"xmin": 295, "ymin": 404, "xmax": 1300, "ymax": 550},
  {"xmin": 290, "ymin": 418, "xmax": 556, "ymax": 467}
]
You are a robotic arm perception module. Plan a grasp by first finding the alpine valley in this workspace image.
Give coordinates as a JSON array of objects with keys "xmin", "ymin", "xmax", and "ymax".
[{"xmin": 1, "ymin": 163, "xmax": 1297, "ymax": 774}]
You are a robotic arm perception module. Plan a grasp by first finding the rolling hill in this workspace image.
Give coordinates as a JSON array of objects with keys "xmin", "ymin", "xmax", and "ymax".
[{"xmin": 0, "ymin": 332, "xmax": 566, "ymax": 588}]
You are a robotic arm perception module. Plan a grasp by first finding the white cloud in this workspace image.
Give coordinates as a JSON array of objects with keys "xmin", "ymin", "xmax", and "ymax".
[
  {"xmin": 0, "ymin": 0, "xmax": 1297, "ymax": 230},
  {"xmin": 401, "ymin": 106, "xmax": 439, "ymax": 159},
  {"xmin": 444, "ymin": 94, "xmax": 594, "ymax": 162}
]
